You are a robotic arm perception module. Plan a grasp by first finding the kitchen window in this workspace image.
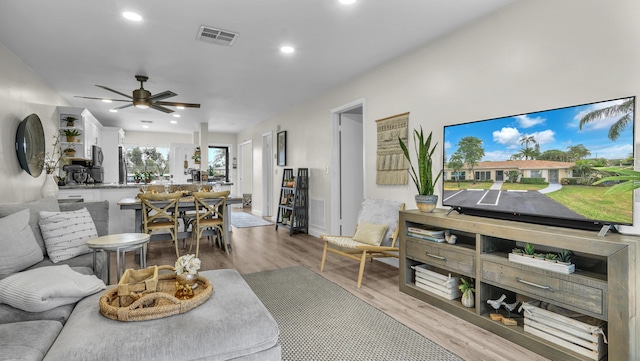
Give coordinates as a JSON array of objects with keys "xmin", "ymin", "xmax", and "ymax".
[{"xmin": 124, "ymin": 146, "xmax": 170, "ymax": 182}]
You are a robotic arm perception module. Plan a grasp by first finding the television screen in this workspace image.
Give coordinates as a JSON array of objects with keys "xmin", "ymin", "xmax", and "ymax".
[{"xmin": 442, "ymin": 96, "xmax": 635, "ymax": 231}]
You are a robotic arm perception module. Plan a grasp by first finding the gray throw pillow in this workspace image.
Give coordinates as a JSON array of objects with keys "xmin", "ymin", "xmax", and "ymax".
[
  {"xmin": 59, "ymin": 201, "xmax": 109, "ymax": 236},
  {"xmin": 0, "ymin": 209, "xmax": 44, "ymax": 275},
  {"xmin": 39, "ymin": 208, "xmax": 97, "ymax": 263},
  {"xmin": 0, "ymin": 197, "xmax": 60, "ymax": 255}
]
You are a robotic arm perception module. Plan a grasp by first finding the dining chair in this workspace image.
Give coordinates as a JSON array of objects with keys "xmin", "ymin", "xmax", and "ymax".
[
  {"xmin": 138, "ymin": 192, "xmax": 182, "ymax": 258},
  {"xmin": 190, "ymin": 191, "xmax": 230, "ymax": 257},
  {"xmin": 320, "ymin": 198, "xmax": 405, "ymax": 288},
  {"xmin": 178, "ymin": 184, "xmax": 212, "ymax": 232}
]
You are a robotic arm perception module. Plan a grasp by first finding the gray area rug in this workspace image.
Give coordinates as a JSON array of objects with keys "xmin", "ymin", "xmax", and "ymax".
[
  {"xmin": 243, "ymin": 266, "xmax": 463, "ymax": 361},
  {"xmin": 230, "ymin": 212, "xmax": 273, "ymax": 228}
]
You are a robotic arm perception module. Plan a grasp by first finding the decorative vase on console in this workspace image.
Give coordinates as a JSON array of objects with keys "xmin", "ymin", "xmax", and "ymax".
[
  {"xmin": 41, "ymin": 173, "xmax": 59, "ymax": 198},
  {"xmin": 174, "ymin": 254, "xmax": 201, "ymax": 299}
]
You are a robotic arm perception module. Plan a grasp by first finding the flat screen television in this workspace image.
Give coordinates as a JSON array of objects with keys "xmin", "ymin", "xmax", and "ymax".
[{"xmin": 442, "ymin": 96, "xmax": 635, "ymax": 232}]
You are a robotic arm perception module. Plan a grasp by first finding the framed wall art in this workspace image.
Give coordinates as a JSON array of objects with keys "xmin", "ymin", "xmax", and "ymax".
[{"xmin": 277, "ymin": 131, "xmax": 287, "ymax": 166}]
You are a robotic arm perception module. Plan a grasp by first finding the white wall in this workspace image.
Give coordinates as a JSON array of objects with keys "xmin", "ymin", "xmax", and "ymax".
[
  {"xmin": 237, "ymin": 0, "xmax": 640, "ymax": 235},
  {"xmin": 236, "ymin": 0, "xmax": 639, "ymax": 356},
  {"xmin": 0, "ymin": 44, "xmax": 69, "ymax": 203}
]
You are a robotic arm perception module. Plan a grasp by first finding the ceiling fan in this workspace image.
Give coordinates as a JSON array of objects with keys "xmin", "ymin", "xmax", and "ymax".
[{"xmin": 75, "ymin": 75, "xmax": 201, "ymax": 114}]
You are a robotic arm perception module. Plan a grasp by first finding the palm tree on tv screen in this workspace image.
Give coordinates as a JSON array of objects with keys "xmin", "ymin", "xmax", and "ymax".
[
  {"xmin": 579, "ymin": 98, "xmax": 634, "ymax": 141},
  {"xmin": 448, "ymin": 153, "xmax": 464, "ymax": 187}
]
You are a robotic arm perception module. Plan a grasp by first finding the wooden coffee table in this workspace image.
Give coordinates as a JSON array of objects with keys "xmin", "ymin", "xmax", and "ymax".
[{"xmin": 87, "ymin": 233, "xmax": 150, "ymax": 284}]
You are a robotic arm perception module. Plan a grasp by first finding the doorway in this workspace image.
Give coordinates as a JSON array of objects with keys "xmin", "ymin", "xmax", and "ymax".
[
  {"xmin": 238, "ymin": 140, "xmax": 253, "ymax": 210},
  {"xmin": 330, "ymin": 99, "xmax": 365, "ymax": 236},
  {"xmin": 262, "ymin": 132, "xmax": 273, "ymax": 217}
]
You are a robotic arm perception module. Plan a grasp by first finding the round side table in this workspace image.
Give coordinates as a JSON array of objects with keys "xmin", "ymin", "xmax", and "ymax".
[{"xmin": 87, "ymin": 233, "xmax": 151, "ymax": 284}]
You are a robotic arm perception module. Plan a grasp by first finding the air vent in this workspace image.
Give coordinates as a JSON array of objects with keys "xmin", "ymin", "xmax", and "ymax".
[
  {"xmin": 140, "ymin": 120, "xmax": 153, "ymax": 124},
  {"xmin": 196, "ymin": 26, "xmax": 238, "ymax": 46}
]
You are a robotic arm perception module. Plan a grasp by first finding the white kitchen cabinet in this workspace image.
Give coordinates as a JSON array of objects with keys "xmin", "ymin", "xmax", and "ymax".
[
  {"xmin": 57, "ymin": 187, "xmax": 138, "ymax": 234},
  {"xmin": 57, "ymin": 189, "xmax": 99, "ymax": 201}
]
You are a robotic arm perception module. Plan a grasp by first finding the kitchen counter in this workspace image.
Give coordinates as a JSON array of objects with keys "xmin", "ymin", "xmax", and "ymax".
[
  {"xmin": 59, "ymin": 181, "xmax": 233, "ymax": 190},
  {"xmin": 59, "ymin": 183, "xmax": 141, "ymax": 189},
  {"xmin": 57, "ymin": 182, "xmax": 235, "ymax": 235}
]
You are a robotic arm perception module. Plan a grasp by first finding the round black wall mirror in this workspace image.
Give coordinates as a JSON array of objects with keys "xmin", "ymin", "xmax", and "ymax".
[{"xmin": 15, "ymin": 113, "xmax": 45, "ymax": 177}]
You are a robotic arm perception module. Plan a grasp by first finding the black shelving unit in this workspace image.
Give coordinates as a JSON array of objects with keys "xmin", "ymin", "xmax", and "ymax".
[{"xmin": 275, "ymin": 168, "xmax": 308, "ymax": 235}]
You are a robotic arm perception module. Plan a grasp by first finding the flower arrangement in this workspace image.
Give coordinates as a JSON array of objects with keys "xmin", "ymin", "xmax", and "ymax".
[
  {"xmin": 44, "ymin": 134, "xmax": 64, "ymax": 174},
  {"xmin": 174, "ymin": 254, "xmax": 201, "ymax": 275}
]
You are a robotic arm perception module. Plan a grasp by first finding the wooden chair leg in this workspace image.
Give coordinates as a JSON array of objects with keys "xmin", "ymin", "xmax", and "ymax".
[
  {"xmin": 357, "ymin": 251, "xmax": 367, "ymax": 289},
  {"xmin": 320, "ymin": 241, "xmax": 329, "ymax": 272},
  {"xmin": 220, "ymin": 227, "xmax": 229, "ymax": 255},
  {"xmin": 173, "ymin": 234, "xmax": 180, "ymax": 259}
]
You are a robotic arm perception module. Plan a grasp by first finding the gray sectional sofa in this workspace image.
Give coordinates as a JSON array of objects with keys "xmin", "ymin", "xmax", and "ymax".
[
  {"xmin": 0, "ymin": 197, "xmax": 281, "ymax": 361},
  {"xmin": 0, "ymin": 198, "xmax": 109, "ymax": 361}
]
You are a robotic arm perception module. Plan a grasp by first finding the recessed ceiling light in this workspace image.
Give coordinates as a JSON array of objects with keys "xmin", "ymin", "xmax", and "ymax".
[
  {"xmin": 122, "ymin": 11, "xmax": 142, "ymax": 22},
  {"xmin": 339, "ymin": 0, "xmax": 356, "ymax": 4},
  {"xmin": 280, "ymin": 46, "xmax": 295, "ymax": 54},
  {"xmin": 172, "ymin": 114, "xmax": 181, "ymax": 118},
  {"xmin": 142, "ymin": 125, "xmax": 149, "ymax": 129},
  {"xmin": 176, "ymin": 106, "xmax": 185, "ymax": 110},
  {"xmin": 170, "ymin": 120, "xmax": 178, "ymax": 124},
  {"xmin": 102, "ymin": 99, "xmax": 112, "ymax": 103},
  {"xmin": 109, "ymin": 109, "xmax": 118, "ymax": 113}
]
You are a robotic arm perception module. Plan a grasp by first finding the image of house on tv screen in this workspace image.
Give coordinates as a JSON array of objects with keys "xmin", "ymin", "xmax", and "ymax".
[{"xmin": 443, "ymin": 96, "xmax": 635, "ymax": 227}]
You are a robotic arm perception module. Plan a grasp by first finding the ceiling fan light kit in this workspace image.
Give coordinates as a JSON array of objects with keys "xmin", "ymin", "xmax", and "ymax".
[{"xmin": 75, "ymin": 75, "xmax": 200, "ymax": 114}]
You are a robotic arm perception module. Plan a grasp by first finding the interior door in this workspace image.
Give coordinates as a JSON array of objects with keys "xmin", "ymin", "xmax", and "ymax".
[
  {"xmin": 239, "ymin": 140, "xmax": 253, "ymax": 201},
  {"xmin": 339, "ymin": 112, "xmax": 364, "ymax": 236},
  {"xmin": 262, "ymin": 132, "xmax": 273, "ymax": 217},
  {"xmin": 170, "ymin": 143, "xmax": 196, "ymax": 184}
]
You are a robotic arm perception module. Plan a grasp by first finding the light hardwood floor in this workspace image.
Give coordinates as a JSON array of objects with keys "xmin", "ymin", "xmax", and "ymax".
[{"xmin": 114, "ymin": 211, "xmax": 549, "ymax": 361}]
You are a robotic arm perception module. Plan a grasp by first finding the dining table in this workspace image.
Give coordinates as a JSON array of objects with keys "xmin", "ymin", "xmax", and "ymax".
[{"xmin": 117, "ymin": 194, "xmax": 243, "ymax": 252}]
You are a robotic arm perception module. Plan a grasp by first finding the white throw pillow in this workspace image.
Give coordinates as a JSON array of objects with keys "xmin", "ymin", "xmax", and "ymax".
[
  {"xmin": 0, "ymin": 265, "xmax": 105, "ymax": 312},
  {"xmin": 353, "ymin": 221, "xmax": 389, "ymax": 246},
  {"xmin": 38, "ymin": 208, "xmax": 97, "ymax": 263},
  {"xmin": 0, "ymin": 209, "xmax": 44, "ymax": 275}
]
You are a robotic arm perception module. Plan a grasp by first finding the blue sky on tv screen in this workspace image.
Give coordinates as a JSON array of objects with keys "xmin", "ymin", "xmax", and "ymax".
[{"xmin": 444, "ymin": 97, "xmax": 634, "ymax": 162}]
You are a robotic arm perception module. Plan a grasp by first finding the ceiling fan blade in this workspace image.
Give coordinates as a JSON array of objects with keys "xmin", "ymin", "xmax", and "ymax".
[
  {"xmin": 155, "ymin": 101, "xmax": 201, "ymax": 108},
  {"xmin": 95, "ymin": 85, "xmax": 133, "ymax": 99},
  {"xmin": 114, "ymin": 103, "xmax": 134, "ymax": 110},
  {"xmin": 150, "ymin": 104, "xmax": 174, "ymax": 113},
  {"xmin": 74, "ymin": 96, "xmax": 130, "ymax": 102},
  {"xmin": 147, "ymin": 91, "xmax": 177, "ymax": 102}
]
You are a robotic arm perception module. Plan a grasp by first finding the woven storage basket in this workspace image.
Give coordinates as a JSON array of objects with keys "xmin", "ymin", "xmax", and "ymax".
[
  {"xmin": 99, "ymin": 265, "xmax": 213, "ymax": 322},
  {"xmin": 117, "ymin": 266, "xmax": 159, "ymax": 297}
]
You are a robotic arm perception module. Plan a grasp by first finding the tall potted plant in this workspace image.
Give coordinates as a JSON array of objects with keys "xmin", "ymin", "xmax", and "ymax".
[{"xmin": 399, "ymin": 126, "xmax": 442, "ymax": 212}]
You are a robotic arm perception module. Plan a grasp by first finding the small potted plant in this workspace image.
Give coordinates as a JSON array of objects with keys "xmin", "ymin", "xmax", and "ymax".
[
  {"xmin": 399, "ymin": 126, "xmax": 442, "ymax": 212},
  {"xmin": 143, "ymin": 170, "xmax": 154, "ymax": 184},
  {"xmin": 523, "ymin": 243, "xmax": 535, "ymax": 257},
  {"xmin": 545, "ymin": 253, "xmax": 557, "ymax": 262},
  {"xmin": 511, "ymin": 247, "xmax": 523, "ymax": 256},
  {"xmin": 534, "ymin": 252, "xmax": 545, "ymax": 260},
  {"xmin": 133, "ymin": 172, "xmax": 143, "ymax": 183},
  {"xmin": 62, "ymin": 129, "xmax": 81, "ymax": 142},
  {"xmin": 557, "ymin": 249, "xmax": 573, "ymax": 265},
  {"xmin": 458, "ymin": 278, "xmax": 475, "ymax": 308},
  {"xmin": 63, "ymin": 116, "xmax": 77, "ymax": 127},
  {"xmin": 63, "ymin": 145, "xmax": 76, "ymax": 157},
  {"xmin": 192, "ymin": 147, "xmax": 201, "ymax": 164}
]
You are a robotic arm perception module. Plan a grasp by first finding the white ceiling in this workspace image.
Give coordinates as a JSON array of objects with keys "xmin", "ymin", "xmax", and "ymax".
[{"xmin": 0, "ymin": 0, "xmax": 516, "ymax": 135}]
